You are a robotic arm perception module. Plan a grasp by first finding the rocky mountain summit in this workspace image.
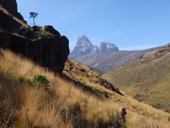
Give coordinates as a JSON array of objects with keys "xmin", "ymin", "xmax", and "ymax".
[
  {"xmin": 70, "ymin": 35, "xmax": 119, "ymax": 58},
  {"xmin": 69, "ymin": 35, "xmax": 159, "ymax": 73}
]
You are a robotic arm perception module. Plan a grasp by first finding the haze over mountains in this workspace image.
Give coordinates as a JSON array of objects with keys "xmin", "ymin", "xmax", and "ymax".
[{"xmin": 70, "ymin": 36, "xmax": 160, "ymax": 73}]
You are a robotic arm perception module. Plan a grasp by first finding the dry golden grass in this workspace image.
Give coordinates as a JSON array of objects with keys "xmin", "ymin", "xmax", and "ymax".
[
  {"xmin": 104, "ymin": 44, "xmax": 170, "ymax": 112},
  {"xmin": 0, "ymin": 49, "xmax": 170, "ymax": 128}
]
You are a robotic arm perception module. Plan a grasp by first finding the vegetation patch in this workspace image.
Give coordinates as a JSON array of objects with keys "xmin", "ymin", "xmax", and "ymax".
[{"xmin": 33, "ymin": 75, "xmax": 50, "ymax": 88}]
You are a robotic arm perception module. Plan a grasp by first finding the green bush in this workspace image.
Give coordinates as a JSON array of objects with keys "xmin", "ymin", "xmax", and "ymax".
[{"xmin": 33, "ymin": 75, "xmax": 50, "ymax": 88}]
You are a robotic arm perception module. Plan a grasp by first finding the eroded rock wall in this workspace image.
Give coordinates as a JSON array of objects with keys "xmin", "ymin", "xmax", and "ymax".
[{"xmin": 0, "ymin": 31, "xmax": 69, "ymax": 73}]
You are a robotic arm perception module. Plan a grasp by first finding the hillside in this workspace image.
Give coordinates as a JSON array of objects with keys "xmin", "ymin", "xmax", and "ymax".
[
  {"xmin": 73, "ymin": 47, "xmax": 160, "ymax": 73},
  {"xmin": 104, "ymin": 43, "xmax": 170, "ymax": 113},
  {"xmin": 69, "ymin": 36, "xmax": 160, "ymax": 73},
  {"xmin": 1, "ymin": 0, "xmax": 170, "ymax": 127},
  {"xmin": 0, "ymin": 49, "xmax": 170, "ymax": 128}
]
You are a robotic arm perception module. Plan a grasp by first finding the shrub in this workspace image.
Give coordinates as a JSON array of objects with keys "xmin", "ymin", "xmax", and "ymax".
[{"xmin": 33, "ymin": 75, "xmax": 50, "ymax": 88}]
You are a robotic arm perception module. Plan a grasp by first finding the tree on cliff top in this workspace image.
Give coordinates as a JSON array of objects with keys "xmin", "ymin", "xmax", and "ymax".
[{"xmin": 30, "ymin": 12, "xmax": 38, "ymax": 26}]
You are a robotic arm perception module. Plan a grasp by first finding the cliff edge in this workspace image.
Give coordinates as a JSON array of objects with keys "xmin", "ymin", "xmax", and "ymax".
[{"xmin": 0, "ymin": 0, "xmax": 69, "ymax": 73}]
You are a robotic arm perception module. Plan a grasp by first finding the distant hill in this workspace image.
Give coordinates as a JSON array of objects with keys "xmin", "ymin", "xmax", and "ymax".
[
  {"xmin": 104, "ymin": 43, "xmax": 170, "ymax": 112},
  {"xmin": 69, "ymin": 36, "xmax": 160, "ymax": 73}
]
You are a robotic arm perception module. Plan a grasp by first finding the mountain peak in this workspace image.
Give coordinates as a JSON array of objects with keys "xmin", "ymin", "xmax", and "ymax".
[
  {"xmin": 98, "ymin": 42, "xmax": 119, "ymax": 52},
  {"xmin": 81, "ymin": 35, "xmax": 89, "ymax": 39},
  {"xmin": 69, "ymin": 35, "xmax": 94, "ymax": 58},
  {"xmin": 76, "ymin": 35, "xmax": 93, "ymax": 48},
  {"xmin": 70, "ymin": 35, "xmax": 119, "ymax": 58}
]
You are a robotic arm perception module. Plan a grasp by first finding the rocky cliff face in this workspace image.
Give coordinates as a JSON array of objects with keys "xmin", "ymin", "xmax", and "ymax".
[
  {"xmin": 0, "ymin": 10, "xmax": 26, "ymax": 35},
  {"xmin": 0, "ymin": 0, "xmax": 32, "ymax": 38},
  {"xmin": 98, "ymin": 42, "xmax": 119, "ymax": 53},
  {"xmin": 70, "ymin": 36, "xmax": 94, "ymax": 58},
  {"xmin": 0, "ymin": 0, "xmax": 69, "ymax": 74},
  {"xmin": 70, "ymin": 35, "xmax": 119, "ymax": 58},
  {"xmin": 0, "ymin": 30, "xmax": 69, "ymax": 73},
  {"xmin": 0, "ymin": 0, "xmax": 25, "ymax": 21}
]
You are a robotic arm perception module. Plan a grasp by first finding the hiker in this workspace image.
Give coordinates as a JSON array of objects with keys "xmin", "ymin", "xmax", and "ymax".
[{"xmin": 121, "ymin": 108, "xmax": 127, "ymax": 123}]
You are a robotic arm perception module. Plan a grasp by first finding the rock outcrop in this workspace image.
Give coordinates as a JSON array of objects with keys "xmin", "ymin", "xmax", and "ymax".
[
  {"xmin": 0, "ymin": 0, "xmax": 70, "ymax": 74},
  {"xmin": 0, "ymin": 0, "xmax": 25, "ymax": 21},
  {"xmin": 0, "ymin": 10, "xmax": 24, "ymax": 34},
  {"xmin": 0, "ymin": 0, "xmax": 31, "ymax": 38},
  {"xmin": 43, "ymin": 25, "xmax": 61, "ymax": 37},
  {"xmin": 0, "ymin": 31, "xmax": 69, "ymax": 73}
]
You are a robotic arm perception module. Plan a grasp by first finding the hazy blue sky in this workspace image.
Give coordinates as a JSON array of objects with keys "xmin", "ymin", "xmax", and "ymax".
[{"xmin": 16, "ymin": 0, "xmax": 170, "ymax": 50}]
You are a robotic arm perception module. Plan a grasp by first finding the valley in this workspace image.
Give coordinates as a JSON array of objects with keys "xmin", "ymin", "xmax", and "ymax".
[
  {"xmin": 70, "ymin": 36, "xmax": 160, "ymax": 73},
  {"xmin": 0, "ymin": 0, "xmax": 170, "ymax": 127},
  {"xmin": 104, "ymin": 44, "xmax": 170, "ymax": 113}
]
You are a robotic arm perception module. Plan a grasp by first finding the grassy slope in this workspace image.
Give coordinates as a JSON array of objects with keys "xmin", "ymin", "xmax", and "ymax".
[
  {"xmin": 63, "ymin": 59, "xmax": 170, "ymax": 127},
  {"xmin": 0, "ymin": 49, "xmax": 170, "ymax": 127},
  {"xmin": 88, "ymin": 66, "xmax": 106, "ymax": 75},
  {"xmin": 104, "ymin": 43, "xmax": 170, "ymax": 113}
]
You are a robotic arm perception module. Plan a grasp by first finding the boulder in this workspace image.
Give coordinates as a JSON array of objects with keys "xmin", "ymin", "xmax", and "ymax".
[{"xmin": 43, "ymin": 25, "xmax": 60, "ymax": 37}]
